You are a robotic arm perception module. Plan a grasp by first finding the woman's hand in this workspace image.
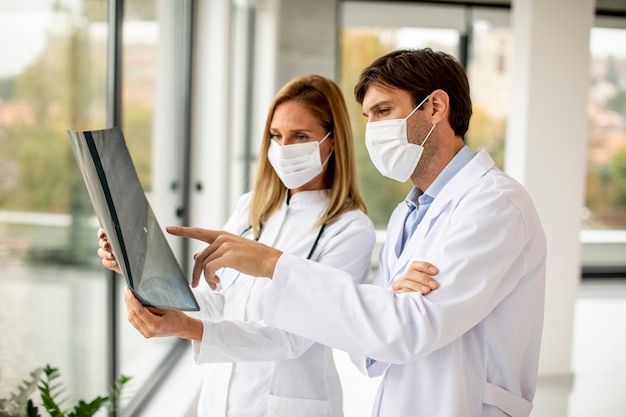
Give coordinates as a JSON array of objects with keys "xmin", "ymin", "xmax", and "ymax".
[
  {"xmin": 124, "ymin": 289, "xmax": 203, "ymax": 340},
  {"xmin": 392, "ymin": 261, "xmax": 439, "ymax": 294},
  {"xmin": 96, "ymin": 228, "xmax": 122, "ymax": 274},
  {"xmin": 167, "ymin": 226, "xmax": 283, "ymax": 288}
]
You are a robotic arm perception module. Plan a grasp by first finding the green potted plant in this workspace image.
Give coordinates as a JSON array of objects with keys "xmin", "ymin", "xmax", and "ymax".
[{"xmin": 0, "ymin": 365, "xmax": 130, "ymax": 417}]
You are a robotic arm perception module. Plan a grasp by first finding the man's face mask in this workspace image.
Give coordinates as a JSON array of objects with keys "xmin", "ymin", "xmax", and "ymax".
[{"xmin": 364, "ymin": 94, "xmax": 436, "ymax": 182}]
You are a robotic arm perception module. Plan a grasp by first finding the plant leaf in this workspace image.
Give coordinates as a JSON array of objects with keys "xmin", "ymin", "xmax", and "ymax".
[
  {"xmin": 107, "ymin": 375, "xmax": 132, "ymax": 416},
  {"xmin": 67, "ymin": 397, "xmax": 109, "ymax": 417},
  {"xmin": 38, "ymin": 365, "xmax": 65, "ymax": 417},
  {"xmin": 26, "ymin": 399, "xmax": 42, "ymax": 417}
]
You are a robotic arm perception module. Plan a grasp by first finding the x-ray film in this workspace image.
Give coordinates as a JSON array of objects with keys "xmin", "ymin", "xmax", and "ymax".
[{"xmin": 67, "ymin": 127, "xmax": 199, "ymax": 311}]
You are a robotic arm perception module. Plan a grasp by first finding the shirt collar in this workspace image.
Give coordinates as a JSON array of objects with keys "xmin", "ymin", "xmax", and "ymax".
[{"xmin": 286, "ymin": 189, "xmax": 330, "ymax": 206}]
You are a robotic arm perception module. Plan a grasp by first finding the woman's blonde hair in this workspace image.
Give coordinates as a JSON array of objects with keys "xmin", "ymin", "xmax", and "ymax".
[{"xmin": 249, "ymin": 74, "xmax": 367, "ymax": 237}]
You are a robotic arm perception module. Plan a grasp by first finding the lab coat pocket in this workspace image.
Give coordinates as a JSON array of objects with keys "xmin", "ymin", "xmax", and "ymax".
[
  {"xmin": 267, "ymin": 395, "xmax": 329, "ymax": 417},
  {"xmin": 482, "ymin": 383, "xmax": 533, "ymax": 417}
]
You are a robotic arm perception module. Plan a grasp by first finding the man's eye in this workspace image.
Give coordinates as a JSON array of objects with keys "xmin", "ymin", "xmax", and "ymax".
[{"xmin": 379, "ymin": 108, "xmax": 390, "ymax": 116}]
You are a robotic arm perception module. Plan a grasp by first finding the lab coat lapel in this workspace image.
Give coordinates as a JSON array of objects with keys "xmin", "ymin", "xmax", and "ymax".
[
  {"xmin": 390, "ymin": 150, "xmax": 495, "ymax": 281},
  {"xmin": 391, "ymin": 198, "xmax": 451, "ymax": 278}
]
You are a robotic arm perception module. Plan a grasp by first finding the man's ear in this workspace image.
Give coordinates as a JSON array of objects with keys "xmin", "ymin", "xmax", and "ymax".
[{"xmin": 428, "ymin": 89, "xmax": 450, "ymax": 125}]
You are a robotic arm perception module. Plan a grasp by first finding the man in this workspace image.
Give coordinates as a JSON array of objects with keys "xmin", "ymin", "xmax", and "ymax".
[{"xmin": 169, "ymin": 48, "xmax": 547, "ymax": 417}]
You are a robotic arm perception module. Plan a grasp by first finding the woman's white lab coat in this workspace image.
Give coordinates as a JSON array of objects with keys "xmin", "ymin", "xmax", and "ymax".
[
  {"xmin": 190, "ymin": 190, "xmax": 376, "ymax": 417},
  {"xmin": 263, "ymin": 150, "xmax": 547, "ymax": 417}
]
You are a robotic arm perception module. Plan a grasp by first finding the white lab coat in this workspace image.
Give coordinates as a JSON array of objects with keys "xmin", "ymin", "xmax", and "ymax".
[
  {"xmin": 190, "ymin": 190, "xmax": 376, "ymax": 417},
  {"xmin": 264, "ymin": 150, "xmax": 547, "ymax": 417}
]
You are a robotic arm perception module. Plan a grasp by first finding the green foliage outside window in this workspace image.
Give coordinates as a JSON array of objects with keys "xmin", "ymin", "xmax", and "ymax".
[
  {"xmin": 0, "ymin": 4, "xmax": 153, "ymax": 266},
  {"xmin": 0, "ymin": 6, "xmax": 153, "ymax": 216}
]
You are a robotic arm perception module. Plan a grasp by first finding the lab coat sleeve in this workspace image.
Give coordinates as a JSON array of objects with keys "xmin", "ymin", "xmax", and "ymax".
[
  {"xmin": 264, "ymin": 187, "xmax": 542, "ymax": 364},
  {"xmin": 193, "ymin": 213, "xmax": 376, "ymax": 363},
  {"xmin": 348, "ymin": 222, "xmax": 396, "ymax": 376},
  {"xmin": 194, "ymin": 319, "xmax": 316, "ymax": 363}
]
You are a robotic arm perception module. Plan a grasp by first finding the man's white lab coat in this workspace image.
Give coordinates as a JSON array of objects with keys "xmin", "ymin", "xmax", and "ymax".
[{"xmin": 264, "ymin": 150, "xmax": 547, "ymax": 417}]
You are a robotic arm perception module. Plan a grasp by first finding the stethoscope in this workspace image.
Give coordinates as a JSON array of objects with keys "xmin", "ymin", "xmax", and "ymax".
[{"xmin": 214, "ymin": 223, "xmax": 327, "ymax": 294}]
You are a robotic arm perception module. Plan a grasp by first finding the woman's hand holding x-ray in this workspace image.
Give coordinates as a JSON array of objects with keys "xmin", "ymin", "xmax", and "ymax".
[
  {"xmin": 124, "ymin": 288, "xmax": 203, "ymax": 340},
  {"xmin": 167, "ymin": 226, "xmax": 283, "ymax": 288},
  {"xmin": 96, "ymin": 228, "xmax": 203, "ymax": 340},
  {"xmin": 96, "ymin": 228, "xmax": 122, "ymax": 274}
]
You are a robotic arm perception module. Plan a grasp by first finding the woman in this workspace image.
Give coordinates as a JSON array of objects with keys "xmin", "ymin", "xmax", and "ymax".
[
  {"xmin": 98, "ymin": 75, "xmax": 438, "ymax": 416},
  {"xmin": 99, "ymin": 75, "xmax": 371, "ymax": 417}
]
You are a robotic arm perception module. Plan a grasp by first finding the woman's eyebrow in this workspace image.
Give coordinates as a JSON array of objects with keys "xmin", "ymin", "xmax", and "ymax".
[
  {"xmin": 283, "ymin": 129, "xmax": 315, "ymax": 135},
  {"xmin": 269, "ymin": 128, "xmax": 314, "ymax": 133}
]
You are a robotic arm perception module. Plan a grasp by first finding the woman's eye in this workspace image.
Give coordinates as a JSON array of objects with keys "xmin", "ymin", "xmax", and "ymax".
[
  {"xmin": 296, "ymin": 134, "xmax": 309, "ymax": 141},
  {"xmin": 270, "ymin": 133, "xmax": 281, "ymax": 140}
]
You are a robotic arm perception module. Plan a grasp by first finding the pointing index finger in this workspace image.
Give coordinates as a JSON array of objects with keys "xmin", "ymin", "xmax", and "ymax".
[{"xmin": 166, "ymin": 226, "xmax": 224, "ymax": 244}]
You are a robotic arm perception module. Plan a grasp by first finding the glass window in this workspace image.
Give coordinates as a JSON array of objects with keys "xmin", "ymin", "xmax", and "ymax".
[
  {"xmin": 0, "ymin": 0, "xmax": 191, "ymax": 409},
  {"xmin": 586, "ymin": 26, "xmax": 626, "ymax": 230},
  {"xmin": 581, "ymin": 24, "xmax": 626, "ymax": 272},
  {"xmin": 465, "ymin": 9, "xmax": 512, "ymax": 170},
  {"xmin": 0, "ymin": 0, "xmax": 109, "ymax": 401}
]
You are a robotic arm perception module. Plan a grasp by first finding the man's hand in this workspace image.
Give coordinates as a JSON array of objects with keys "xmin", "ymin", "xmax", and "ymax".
[
  {"xmin": 124, "ymin": 289, "xmax": 203, "ymax": 340},
  {"xmin": 166, "ymin": 226, "xmax": 283, "ymax": 288},
  {"xmin": 392, "ymin": 261, "xmax": 439, "ymax": 294}
]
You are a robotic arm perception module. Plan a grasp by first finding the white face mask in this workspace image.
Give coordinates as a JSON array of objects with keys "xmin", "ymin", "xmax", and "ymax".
[
  {"xmin": 365, "ymin": 95, "xmax": 435, "ymax": 182},
  {"xmin": 267, "ymin": 131, "xmax": 332, "ymax": 189}
]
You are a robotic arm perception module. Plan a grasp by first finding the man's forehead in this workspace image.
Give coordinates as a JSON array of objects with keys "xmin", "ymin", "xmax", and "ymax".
[{"xmin": 362, "ymin": 84, "xmax": 410, "ymax": 108}]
